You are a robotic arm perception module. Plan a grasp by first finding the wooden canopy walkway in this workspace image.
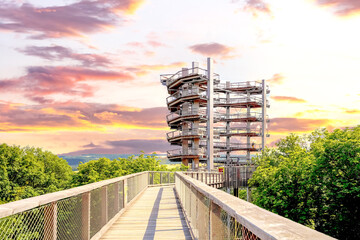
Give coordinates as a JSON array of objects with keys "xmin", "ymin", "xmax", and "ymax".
[
  {"xmin": 0, "ymin": 171, "xmax": 335, "ymax": 240},
  {"xmin": 100, "ymin": 186, "xmax": 192, "ymax": 240}
]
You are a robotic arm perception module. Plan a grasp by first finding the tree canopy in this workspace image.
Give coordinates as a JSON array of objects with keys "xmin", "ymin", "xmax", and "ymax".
[
  {"xmin": 249, "ymin": 126, "xmax": 360, "ymax": 239},
  {"xmin": 72, "ymin": 153, "xmax": 187, "ymax": 186},
  {"xmin": 0, "ymin": 144, "xmax": 73, "ymax": 203},
  {"xmin": 0, "ymin": 145, "xmax": 187, "ymax": 203}
]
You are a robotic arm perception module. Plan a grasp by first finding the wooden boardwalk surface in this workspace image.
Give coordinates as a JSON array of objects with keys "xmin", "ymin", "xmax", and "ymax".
[{"xmin": 100, "ymin": 186, "xmax": 193, "ymax": 240}]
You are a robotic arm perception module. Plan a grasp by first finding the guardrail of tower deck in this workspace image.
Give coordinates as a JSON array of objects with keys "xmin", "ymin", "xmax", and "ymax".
[
  {"xmin": 225, "ymin": 81, "xmax": 263, "ymax": 89},
  {"xmin": 167, "ymin": 148, "xmax": 205, "ymax": 158},
  {"xmin": 160, "ymin": 67, "xmax": 220, "ymax": 87},
  {"xmin": 214, "ymin": 96, "xmax": 263, "ymax": 106},
  {"xmin": 167, "ymin": 128, "xmax": 206, "ymax": 140},
  {"xmin": 216, "ymin": 112, "xmax": 264, "ymax": 121},
  {"xmin": 166, "ymin": 108, "xmax": 206, "ymax": 123},
  {"xmin": 166, "ymin": 112, "xmax": 180, "ymax": 122},
  {"xmin": 212, "ymin": 142, "xmax": 262, "ymax": 151},
  {"xmin": 0, "ymin": 171, "xmax": 175, "ymax": 240},
  {"xmin": 174, "ymin": 172, "xmax": 335, "ymax": 240},
  {"xmin": 215, "ymin": 81, "xmax": 269, "ymax": 92},
  {"xmin": 183, "ymin": 171, "xmax": 225, "ymax": 188},
  {"xmin": 166, "ymin": 91, "xmax": 181, "ymax": 104},
  {"xmin": 166, "ymin": 88, "xmax": 205, "ymax": 105},
  {"xmin": 182, "ymin": 108, "xmax": 206, "ymax": 117},
  {"xmin": 214, "ymin": 127, "xmax": 262, "ymax": 136}
]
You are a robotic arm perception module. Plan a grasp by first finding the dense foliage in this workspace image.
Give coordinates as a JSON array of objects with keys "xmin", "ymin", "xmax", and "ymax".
[
  {"xmin": 0, "ymin": 145, "xmax": 187, "ymax": 204},
  {"xmin": 249, "ymin": 126, "xmax": 360, "ymax": 239},
  {"xmin": 73, "ymin": 154, "xmax": 167, "ymax": 185},
  {"xmin": 0, "ymin": 144, "xmax": 73, "ymax": 203}
]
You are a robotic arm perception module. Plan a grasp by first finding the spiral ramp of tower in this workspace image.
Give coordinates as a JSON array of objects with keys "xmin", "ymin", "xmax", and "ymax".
[{"xmin": 160, "ymin": 61, "xmax": 270, "ymax": 169}]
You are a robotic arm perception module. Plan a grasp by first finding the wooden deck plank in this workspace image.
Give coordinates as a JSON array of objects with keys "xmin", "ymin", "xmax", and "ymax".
[{"xmin": 100, "ymin": 186, "xmax": 192, "ymax": 240}]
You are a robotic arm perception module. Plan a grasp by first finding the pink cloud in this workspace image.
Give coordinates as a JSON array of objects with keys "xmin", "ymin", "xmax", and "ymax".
[
  {"xmin": 0, "ymin": 66, "xmax": 134, "ymax": 102},
  {"xmin": 269, "ymin": 118, "xmax": 331, "ymax": 133},
  {"xmin": 20, "ymin": 45, "xmax": 112, "ymax": 67},
  {"xmin": 0, "ymin": 101, "xmax": 167, "ymax": 131},
  {"xmin": 189, "ymin": 43, "xmax": 235, "ymax": 59},
  {"xmin": 147, "ymin": 40, "xmax": 167, "ymax": 48},
  {"xmin": 244, "ymin": 0, "xmax": 271, "ymax": 16},
  {"xmin": 316, "ymin": 0, "xmax": 360, "ymax": 16},
  {"xmin": 267, "ymin": 73, "xmax": 285, "ymax": 85},
  {"xmin": 0, "ymin": 0, "xmax": 145, "ymax": 39}
]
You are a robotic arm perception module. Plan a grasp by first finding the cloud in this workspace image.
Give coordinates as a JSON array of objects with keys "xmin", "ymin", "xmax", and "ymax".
[
  {"xmin": 315, "ymin": 0, "xmax": 360, "ymax": 16},
  {"xmin": 61, "ymin": 139, "xmax": 170, "ymax": 155},
  {"xmin": 19, "ymin": 45, "xmax": 112, "ymax": 67},
  {"xmin": 127, "ymin": 40, "xmax": 167, "ymax": 49},
  {"xmin": 343, "ymin": 108, "xmax": 360, "ymax": 114},
  {"xmin": 269, "ymin": 117, "xmax": 331, "ymax": 133},
  {"xmin": 125, "ymin": 62, "xmax": 186, "ymax": 76},
  {"xmin": 271, "ymin": 96, "xmax": 307, "ymax": 103},
  {"xmin": 267, "ymin": 73, "xmax": 284, "ymax": 85},
  {"xmin": 243, "ymin": 0, "xmax": 272, "ymax": 16},
  {"xmin": 0, "ymin": 66, "xmax": 134, "ymax": 102},
  {"xmin": 147, "ymin": 40, "xmax": 167, "ymax": 48},
  {"xmin": 0, "ymin": 0, "xmax": 145, "ymax": 39},
  {"xmin": 189, "ymin": 43, "xmax": 236, "ymax": 59},
  {"xmin": 294, "ymin": 109, "xmax": 326, "ymax": 117},
  {"xmin": 0, "ymin": 101, "xmax": 167, "ymax": 132},
  {"xmin": 0, "ymin": 103, "xmax": 76, "ymax": 130}
]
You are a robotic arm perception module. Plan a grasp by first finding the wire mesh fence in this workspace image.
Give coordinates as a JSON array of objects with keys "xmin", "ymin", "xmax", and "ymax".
[
  {"xmin": 126, "ymin": 172, "xmax": 148, "ymax": 203},
  {"xmin": 148, "ymin": 171, "xmax": 175, "ymax": 185},
  {"xmin": 90, "ymin": 187, "xmax": 103, "ymax": 238},
  {"xmin": 0, "ymin": 171, "xmax": 172, "ymax": 240},
  {"xmin": 0, "ymin": 204, "xmax": 47, "ymax": 240},
  {"xmin": 57, "ymin": 195, "xmax": 83, "ymax": 240},
  {"xmin": 183, "ymin": 171, "xmax": 225, "ymax": 188},
  {"xmin": 176, "ymin": 172, "xmax": 261, "ymax": 240},
  {"xmin": 224, "ymin": 166, "xmax": 256, "ymax": 188}
]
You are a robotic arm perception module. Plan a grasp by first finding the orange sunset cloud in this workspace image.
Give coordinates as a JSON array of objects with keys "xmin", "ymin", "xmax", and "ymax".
[{"xmin": 271, "ymin": 96, "xmax": 307, "ymax": 103}]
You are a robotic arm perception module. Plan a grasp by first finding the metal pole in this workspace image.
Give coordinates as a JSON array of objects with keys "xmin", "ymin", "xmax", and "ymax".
[
  {"xmin": 226, "ymin": 81, "xmax": 230, "ymax": 166},
  {"xmin": 247, "ymin": 91, "xmax": 251, "ymax": 162},
  {"xmin": 262, "ymin": 79, "xmax": 267, "ymax": 150},
  {"xmin": 207, "ymin": 57, "xmax": 214, "ymax": 171}
]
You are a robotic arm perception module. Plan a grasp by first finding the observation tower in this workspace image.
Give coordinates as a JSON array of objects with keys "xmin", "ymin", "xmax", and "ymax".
[{"xmin": 160, "ymin": 58, "xmax": 270, "ymax": 170}]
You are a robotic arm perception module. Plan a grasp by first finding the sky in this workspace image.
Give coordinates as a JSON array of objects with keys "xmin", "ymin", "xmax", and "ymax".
[{"xmin": 0, "ymin": 0, "xmax": 359, "ymax": 155}]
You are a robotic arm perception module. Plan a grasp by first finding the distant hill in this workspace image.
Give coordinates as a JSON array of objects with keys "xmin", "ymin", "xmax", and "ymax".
[{"xmin": 58, "ymin": 153, "xmax": 169, "ymax": 170}]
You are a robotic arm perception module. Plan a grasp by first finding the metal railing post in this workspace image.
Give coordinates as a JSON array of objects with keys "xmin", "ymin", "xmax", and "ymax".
[
  {"xmin": 210, "ymin": 200, "xmax": 225, "ymax": 240},
  {"xmin": 101, "ymin": 186, "xmax": 108, "ymax": 225},
  {"xmin": 160, "ymin": 172, "xmax": 163, "ymax": 184},
  {"xmin": 168, "ymin": 172, "xmax": 170, "ymax": 184},
  {"xmin": 114, "ymin": 182, "xmax": 120, "ymax": 213},
  {"xmin": 44, "ymin": 201, "xmax": 57, "ymax": 240},
  {"xmin": 81, "ymin": 192, "xmax": 90, "ymax": 240},
  {"xmin": 123, "ymin": 179, "xmax": 127, "ymax": 207}
]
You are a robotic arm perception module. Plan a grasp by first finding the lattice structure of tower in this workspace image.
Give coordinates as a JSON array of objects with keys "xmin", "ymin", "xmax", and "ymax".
[{"xmin": 160, "ymin": 59, "xmax": 269, "ymax": 170}]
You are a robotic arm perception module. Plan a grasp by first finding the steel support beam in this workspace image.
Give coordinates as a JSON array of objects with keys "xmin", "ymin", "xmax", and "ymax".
[
  {"xmin": 262, "ymin": 79, "xmax": 267, "ymax": 150},
  {"xmin": 207, "ymin": 58, "xmax": 214, "ymax": 171}
]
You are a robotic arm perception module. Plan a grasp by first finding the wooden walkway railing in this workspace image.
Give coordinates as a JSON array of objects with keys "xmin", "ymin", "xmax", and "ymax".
[{"xmin": 0, "ymin": 171, "xmax": 335, "ymax": 240}]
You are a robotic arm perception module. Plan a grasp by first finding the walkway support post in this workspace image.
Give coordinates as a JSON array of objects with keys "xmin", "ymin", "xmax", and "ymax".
[
  {"xmin": 101, "ymin": 186, "xmax": 108, "ymax": 226},
  {"xmin": 262, "ymin": 79, "xmax": 267, "ymax": 150},
  {"xmin": 207, "ymin": 57, "xmax": 214, "ymax": 171},
  {"xmin": 44, "ymin": 202, "xmax": 57, "ymax": 240},
  {"xmin": 81, "ymin": 192, "xmax": 90, "ymax": 240}
]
